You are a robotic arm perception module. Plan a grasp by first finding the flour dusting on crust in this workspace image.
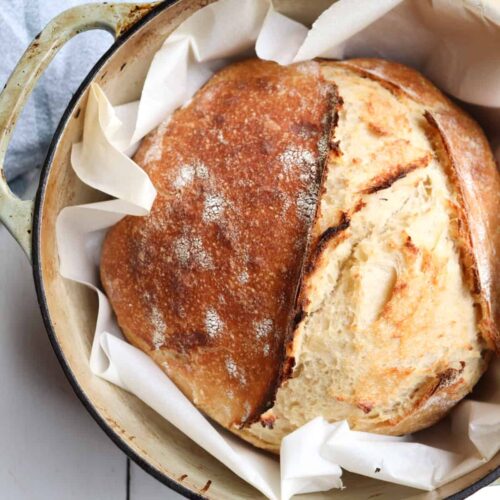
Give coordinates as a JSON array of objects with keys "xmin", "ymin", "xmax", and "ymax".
[
  {"xmin": 205, "ymin": 307, "xmax": 223, "ymax": 338},
  {"xmin": 203, "ymin": 194, "xmax": 226, "ymax": 223}
]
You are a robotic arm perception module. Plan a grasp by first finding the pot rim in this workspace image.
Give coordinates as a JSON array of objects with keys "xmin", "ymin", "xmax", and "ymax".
[{"xmin": 30, "ymin": 0, "xmax": 500, "ymax": 498}]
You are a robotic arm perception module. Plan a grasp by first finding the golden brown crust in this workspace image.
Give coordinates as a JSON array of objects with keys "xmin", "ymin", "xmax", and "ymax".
[
  {"xmin": 338, "ymin": 58, "xmax": 446, "ymax": 107},
  {"xmin": 100, "ymin": 59, "xmax": 335, "ymax": 429}
]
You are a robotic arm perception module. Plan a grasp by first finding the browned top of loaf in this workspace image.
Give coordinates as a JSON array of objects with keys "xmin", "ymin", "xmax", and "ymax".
[{"xmin": 100, "ymin": 59, "xmax": 333, "ymax": 427}]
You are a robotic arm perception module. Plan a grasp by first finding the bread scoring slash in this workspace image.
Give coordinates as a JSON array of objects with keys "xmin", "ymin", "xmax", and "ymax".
[{"xmin": 100, "ymin": 58, "xmax": 500, "ymax": 453}]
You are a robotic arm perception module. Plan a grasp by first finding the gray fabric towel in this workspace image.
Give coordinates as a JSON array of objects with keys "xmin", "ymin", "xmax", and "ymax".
[{"xmin": 0, "ymin": 0, "xmax": 128, "ymax": 189}]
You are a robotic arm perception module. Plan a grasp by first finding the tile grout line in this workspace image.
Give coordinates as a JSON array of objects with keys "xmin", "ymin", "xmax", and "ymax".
[{"xmin": 126, "ymin": 458, "xmax": 131, "ymax": 500}]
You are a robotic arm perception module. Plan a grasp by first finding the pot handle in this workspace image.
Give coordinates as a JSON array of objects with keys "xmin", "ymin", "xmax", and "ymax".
[{"xmin": 0, "ymin": 2, "xmax": 160, "ymax": 258}]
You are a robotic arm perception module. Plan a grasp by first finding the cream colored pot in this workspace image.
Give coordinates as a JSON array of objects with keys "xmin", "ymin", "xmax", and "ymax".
[{"xmin": 0, "ymin": 1, "xmax": 498, "ymax": 498}]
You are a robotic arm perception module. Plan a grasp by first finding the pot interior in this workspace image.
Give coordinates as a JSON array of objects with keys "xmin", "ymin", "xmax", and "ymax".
[{"xmin": 35, "ymin": 0, "xmax": 500, "ymax": 498}]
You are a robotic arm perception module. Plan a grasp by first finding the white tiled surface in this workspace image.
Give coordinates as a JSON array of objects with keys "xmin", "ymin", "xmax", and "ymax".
[{"xmin": 130, "ymin": 462, "xmax": 184, "ymax": 499}]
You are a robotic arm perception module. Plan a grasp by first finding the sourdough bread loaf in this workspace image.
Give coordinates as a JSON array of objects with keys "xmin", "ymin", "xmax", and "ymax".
[{"xmin": 100, "ymin": 58, "xmax": 500, "ymax": 453}]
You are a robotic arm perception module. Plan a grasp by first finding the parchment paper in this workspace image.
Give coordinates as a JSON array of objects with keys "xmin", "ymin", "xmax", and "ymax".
[{"xmin": 57, "ymin": 1, "xmax": 500, "ymax": 498}]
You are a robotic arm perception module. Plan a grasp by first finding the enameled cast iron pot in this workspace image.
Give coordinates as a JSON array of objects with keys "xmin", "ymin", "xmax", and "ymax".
[{"xmin": 0, "ymin": 1, "xmax": 498, "ymax": 498}]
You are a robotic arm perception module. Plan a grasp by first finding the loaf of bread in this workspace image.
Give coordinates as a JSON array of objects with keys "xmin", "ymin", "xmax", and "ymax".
[{"xmin": 100, "ymin": 58, "xmax": 500, "ymax": 453}]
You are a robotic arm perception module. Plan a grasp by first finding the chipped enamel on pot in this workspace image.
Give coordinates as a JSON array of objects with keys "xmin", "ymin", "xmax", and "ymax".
[{"xmin": 0, "ymin": 1, "xmax": 498, "ymax": 498}]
